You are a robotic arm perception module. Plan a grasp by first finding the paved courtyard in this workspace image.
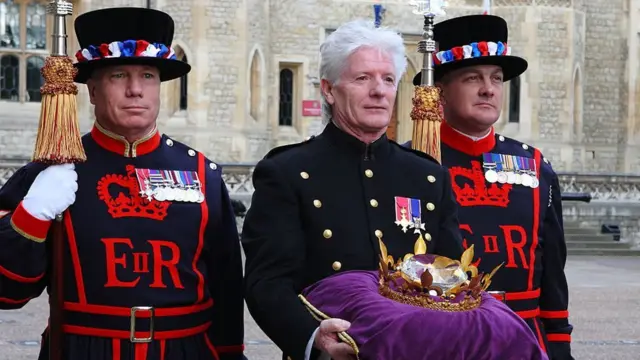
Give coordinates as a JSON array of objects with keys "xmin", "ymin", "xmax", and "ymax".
[{"xmin": 0, "ymin": 255, "xmax": 638, "ymax": 359}]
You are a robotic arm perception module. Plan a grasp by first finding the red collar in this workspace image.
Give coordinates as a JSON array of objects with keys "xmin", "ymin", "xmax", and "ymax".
[
  {"xmin": 441, "ymin": 121, "xmax": 495, "ymax": 156},
  {"xmin": 90, "ymin": 122, "xmax": 161, "ymax": 157}
]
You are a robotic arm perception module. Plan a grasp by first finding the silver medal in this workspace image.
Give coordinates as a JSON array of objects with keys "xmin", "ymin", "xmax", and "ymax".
[
  {"xmin": 497, "ymin": 172, "xmax": 508, "ymax": 184},
  {"xmin": 154, "ymin": 187, "xmax": 166, "ymax": 201},
  {"xmin": 165, "ymin": 187, "xmax": 176, "ymax": 201},
  {"xmin": 196, "ymin": 191, "xmax": 205, "ymax": 203},
  {"xmin": 506, "ymin": 172, "xmax": 516, "ymax": 184},
  {"xmin": 174, "ymin": 188, "xmax": 185, "ymax": 202},
  {"xmin": 521, "ymin": 174, "xmax": 532, "ymax": 187},
  {"xmin": 484, "ymin": 169, "xmax": 498, "ymax": 183},
  {"xmin": 531, "ymin": 177, "xmax": 539, "ymax": 188},
  {"xmin": 514, "ymin": 173, "xmax": 522, "ymax": 185}
]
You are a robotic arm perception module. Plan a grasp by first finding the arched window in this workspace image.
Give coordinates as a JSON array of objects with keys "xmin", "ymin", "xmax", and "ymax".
[
  {"xmin": 508, "ymin": 76, "xmax": 520, "ymax": 123},
  {"xmin": 26, "ymin": 55, "xmax": 44, "ymax": 101},
  {"xmin": 0, "ymin": 0, "xmax": 49, "ymax": 103},
  {"xmin": 249, "ymin": 50, "xmax": 261, "ymax": 121},
  {"xmin": 0, "ymin": 54, "xmax": 19, "ymax": 100},
  {"xmin": 279, "ymin": 68, "xmax": 294, "ymax": 126},
  {"xmin": 179, "ymin": 54, "xmax": 187, "ymax": 110}
]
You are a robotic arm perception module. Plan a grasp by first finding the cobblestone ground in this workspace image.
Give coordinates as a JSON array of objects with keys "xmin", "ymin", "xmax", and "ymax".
[{"xmin": 1, "ymin": 255, "xmax": 638, "ymax": 359}]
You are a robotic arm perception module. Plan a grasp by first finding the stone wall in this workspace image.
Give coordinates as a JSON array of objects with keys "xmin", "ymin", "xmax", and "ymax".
[
  {"xmin": 0, "ymin": 0, "xmax": 637, "ymax": 174},
  {"xmin": 563, "ymin": 202, "xmax": 640, "ymax": 249}
]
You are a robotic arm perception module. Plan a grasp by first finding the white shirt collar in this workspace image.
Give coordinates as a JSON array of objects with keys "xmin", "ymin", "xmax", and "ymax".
[{"xmin": 450, "ymin": 126, "xmax": 492, "ymax": 141}]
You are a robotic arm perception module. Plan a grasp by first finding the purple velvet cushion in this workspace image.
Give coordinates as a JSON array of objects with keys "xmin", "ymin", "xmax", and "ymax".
[{"xmin": 301, "ymin": 270, "xmax": 548, "ymax": 360}]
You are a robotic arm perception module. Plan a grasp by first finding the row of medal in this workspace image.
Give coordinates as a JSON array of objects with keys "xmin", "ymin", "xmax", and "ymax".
[
  {"xmin": 482, "ymin": 153, "xmax": 539, "ymax": 188},
  {"xmin": 135, "ymin": 168, "xmax": 205, "ymax": 203}
]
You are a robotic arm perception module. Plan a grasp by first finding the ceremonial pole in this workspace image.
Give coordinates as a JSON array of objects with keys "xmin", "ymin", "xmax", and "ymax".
[
  {"xmin": 35, "ymin": 1, "xmax": 87, "ymax": 359},
  {"xmin": 408, "ymin": 1, "xmax": 446, "ymax": 163}
]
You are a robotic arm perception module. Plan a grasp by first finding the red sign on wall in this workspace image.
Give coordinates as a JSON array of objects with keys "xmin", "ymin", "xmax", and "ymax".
[{"xmin": 302, "ymin": 100, "xmax": 322, "ymax": 117}]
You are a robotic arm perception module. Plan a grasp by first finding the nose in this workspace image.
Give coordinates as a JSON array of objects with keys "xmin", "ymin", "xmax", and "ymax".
[
  {"xmin": 479, "ymin": 78, "xmax": 495, "ymax": 98},
  {"xmin": 125, "ymin": 77, "xmax": 143, "ymax": 98},
  {"xmin": 369, "ymin": 77, "xmax": 385, "ymax": 97}
]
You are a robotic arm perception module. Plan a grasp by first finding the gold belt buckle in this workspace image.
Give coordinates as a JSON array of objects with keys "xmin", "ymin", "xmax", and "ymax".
[
  {"xmin": 488, "ymin": 291, "xmax": 507, "ymax": 304},
  {"xmin": 130, "ymin": 306, "xmax": 154, "ymax": 343}
]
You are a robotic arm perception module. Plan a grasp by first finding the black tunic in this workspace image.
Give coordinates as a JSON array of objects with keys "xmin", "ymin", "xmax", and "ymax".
[
  {"xmin": 407, "ymin": 121, "xmax": 574, "ymax": 360},
  {"xmin": 0, "ymin": 124, "xmax": 246, "ymax": 360},
  {"xmin": 242, "ymin": 122, "xmax": 464, "ymax": 360}
]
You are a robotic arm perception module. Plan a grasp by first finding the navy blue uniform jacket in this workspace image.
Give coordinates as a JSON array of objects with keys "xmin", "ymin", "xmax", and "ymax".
[
  {"xmin": 0, "ymin": 124, "xmax": 246, "ymax": 360},
  {"xmin": 242, "ymin": 122, "xmax": 464, "ymax": 360},
  {"xmin": 406, "ymin": 121, "xmax": 573, "ymax": 360}
]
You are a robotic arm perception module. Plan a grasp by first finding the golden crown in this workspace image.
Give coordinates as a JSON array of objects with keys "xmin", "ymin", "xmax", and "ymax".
[{"xmin": 378, "ymin": 233, "xmax": 502, "ymax": 312}]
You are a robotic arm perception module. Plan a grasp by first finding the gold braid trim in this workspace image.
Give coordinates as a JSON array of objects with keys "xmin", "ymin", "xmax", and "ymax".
[
  {"xmin": 378, "ymin": 281, "xmax": 483, "ymax": 312},
  {"xmin": 298, "ymin": 294, "xmax": 360, "ymax": 358}
]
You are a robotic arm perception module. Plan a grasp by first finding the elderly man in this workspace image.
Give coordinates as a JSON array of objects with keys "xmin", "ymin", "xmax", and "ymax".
[
  {"xmin": 0, "ymin": 7, "xmax": 246, "ymax": 360},
  {"xmin": 409, "ymin": 15, "xmax": 573, "ymax": 360},
  {"xmin": 242, "ymin": 19, "xmax": 464, "ymax": 360}
]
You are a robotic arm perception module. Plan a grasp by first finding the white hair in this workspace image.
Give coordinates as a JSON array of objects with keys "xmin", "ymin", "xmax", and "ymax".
[{"xmin": 319, "ymin": 19, "xmax": 408, "ymax": 125}]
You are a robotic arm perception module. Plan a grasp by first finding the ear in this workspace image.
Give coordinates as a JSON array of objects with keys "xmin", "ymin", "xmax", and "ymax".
[
  {"xmin": 86, "ymin": 79, "xmax": 97, "ymax": 106},
  {"xmin": 320, "ymin": 79, "xmax": 335, "ymax": 105}
]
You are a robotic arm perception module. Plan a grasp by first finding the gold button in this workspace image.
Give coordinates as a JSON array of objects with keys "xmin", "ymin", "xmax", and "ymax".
[
  {"xmin": 375, "ymin": 230, "xmax": 383, "ymax": 238},
  {"xmin": 426, "ymin": 202, "xmax": 435, "ymax": 211},
  {"xmin": 370, "ymin": 199, "xmax": 378, "ymax": 208},
  {"xmin": 300, "ymin": 172, "xmax": 309, "ymax": 179},
  {"xmin": 365, "ymin": 169, "xmax": 373, "ymax": 178},
  {"xmin": 323, "ymin": 229, "xmax": 333, "ymax": 239},
  {"xmin": 427, "ymin": 175, "xmax": 436, "ymax": 183},
  {"xmin": 313, "ymin": 199, "xmax": 322, "ymax": 208},
  {"xmin": 424, "ymin": 233, "xmax": 432, "ymax": 241},
  {"xmin": 332, "ymin": 261, "xmax": 342, "ymax": 271}
]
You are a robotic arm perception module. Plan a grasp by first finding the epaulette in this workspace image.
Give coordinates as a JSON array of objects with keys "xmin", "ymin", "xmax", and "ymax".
[
  {"xmin": 391, "ymin": 141, "xmax": 440, "ymax": 164},
  {"xmin": 163, "ymin": 135, "xmax": 220, "ymax": 171},
  {"xmin": 263, "ymin": 135, "xmax": 316, "ymax": 160}
]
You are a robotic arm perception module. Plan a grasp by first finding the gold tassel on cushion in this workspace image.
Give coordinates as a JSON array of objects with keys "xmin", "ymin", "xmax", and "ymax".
[
  {"xmin": 32, "ymin": 55, "xmax": 86, "ymax": 164},
  {"xmin": 410, "ymin": 85, "xmax": 442, "ymax": 164}
]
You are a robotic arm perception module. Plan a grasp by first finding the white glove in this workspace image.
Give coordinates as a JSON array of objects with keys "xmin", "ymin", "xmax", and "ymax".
[{"xmin": 22, "ymin": 163, "xmax": 78, "ymax": 221}]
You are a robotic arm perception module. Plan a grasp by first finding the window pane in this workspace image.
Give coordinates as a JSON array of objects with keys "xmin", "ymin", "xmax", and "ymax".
[
  {"xmin": 279, "ymin": 69, "xmax": 293, "ymax": 126},
  {"xmin": 27, "ymin": 2, "xmax": 46, "ymax": 50},
  {"xmin": 509, "ymin": 77, "xmax": 520, "ymax": 123},
  {"xmin": 0, "ymin": 54, "xmax": 20, "ymax": 101},
  {"xmin": 0, "ymin": 0, "xmax": 20, "ymax": 49},
  {"xmin": 27, "ymin": 56, "xmax": 44, "ymax": 102}
]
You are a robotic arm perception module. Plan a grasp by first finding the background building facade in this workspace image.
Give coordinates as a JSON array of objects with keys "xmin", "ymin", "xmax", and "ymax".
[{"xmin": 1, "ymin": 0, "xmax": 640, "ymax": 173}]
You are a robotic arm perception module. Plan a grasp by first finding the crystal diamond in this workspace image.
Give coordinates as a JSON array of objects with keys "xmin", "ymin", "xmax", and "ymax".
[{"xmin": 399, "ymin": 254, "xmax": 468, "ymax": 292}]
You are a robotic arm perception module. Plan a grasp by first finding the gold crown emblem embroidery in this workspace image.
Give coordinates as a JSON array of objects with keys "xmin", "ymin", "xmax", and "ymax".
[{"xmin": 378, "ymin": 234, "xmax": 502, "ymax": 312}]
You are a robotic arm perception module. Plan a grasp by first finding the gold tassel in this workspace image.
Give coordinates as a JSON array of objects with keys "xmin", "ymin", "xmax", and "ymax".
[
  {"xmin": 410, "ymin": 85, "xmax": 442, "ymax": 164},
  {"xmin": 32, "ymin": 56, "xmax": 87, "ymax": 164}
]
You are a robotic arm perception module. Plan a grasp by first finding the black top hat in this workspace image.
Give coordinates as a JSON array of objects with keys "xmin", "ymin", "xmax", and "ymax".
[
  {"xmin": 73, "ymin": 7, "xmax": 190, "ymax": 83},
  {"xmin": 412, "ymin": 15, "xmax": 527, "ymax": 86}
]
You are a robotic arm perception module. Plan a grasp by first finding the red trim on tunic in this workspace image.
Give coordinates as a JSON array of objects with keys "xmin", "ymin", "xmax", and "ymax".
[
  {"xmin": 533, "ymin": 319, "xmax": 548, "ymax": 353},
  {"xmin": 10, "ymin": 202, "xmax": 51, "ymax": 242},
  {"xmin": 0, "ymin": 263, "xmax": 44, "ymax": 283},
  {"xmin": 64, "ymin": 211, "xmax": 87, "ymax": 304},
  {"xmin": 63, "ymin": 297, "xmax": 213, "ymax": 316},
  {"xmin": 112, "ymin": 339, "xmax": 121, "ymax": 360},
  {"xmin": 441, "ymin": 121, "xmax": 496, "ymax": 156},
  {"xmin": 90, "ymin": 123, "xmax": 161, "ymax": 158},
  {"xmin": 194, "ymin": 153, "xmax": 209, "ymax": 302},
  {"xmin": 204, "ymin": 333, "xmax": 221, "ymax": 360},
  {"xmin": 134, "ymin": 343, "xmax": 148, "ymax": 360},
  {"xmin": 547, "ymin": 334, "xmax": 572, "ymax": 342},
  {"xmin": 539, "ymin": 310, "xmax": 569, "ymax": 319},
  {"xmin": 527, "ymin": 149, "xmax": 542, "ymax": 291},
  {"xmin": 63, "ymin": 322, "xmax": 211, "ymax": 340}
]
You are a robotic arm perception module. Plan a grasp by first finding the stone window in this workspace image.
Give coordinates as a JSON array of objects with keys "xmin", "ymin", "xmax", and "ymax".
[
  {"xmin": 0, "ymin": 0, "xmax": 48, "ymax": 103},
  {"xmin": 508, "ymin": 76, "xmax": 520, "ymax": 123},
  {"xmin": 278, "ymin": 68, "xmax": 294, "ymax": 126},
  {"xmin": 249, "ymin": 50, "xmax": 262, "ymax": 121}
]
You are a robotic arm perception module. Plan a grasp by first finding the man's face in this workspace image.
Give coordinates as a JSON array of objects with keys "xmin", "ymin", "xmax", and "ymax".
[
  {"xmin": 440, "ymin": 65, "xmax": 504, "ymax": 130},
  {"xmin": 88, "ymin": 64, "xmax": 161, "ymax": 135},
  {"xmin": 322, "ymin": 46, "xmax": 397, "ymax": 134}
]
